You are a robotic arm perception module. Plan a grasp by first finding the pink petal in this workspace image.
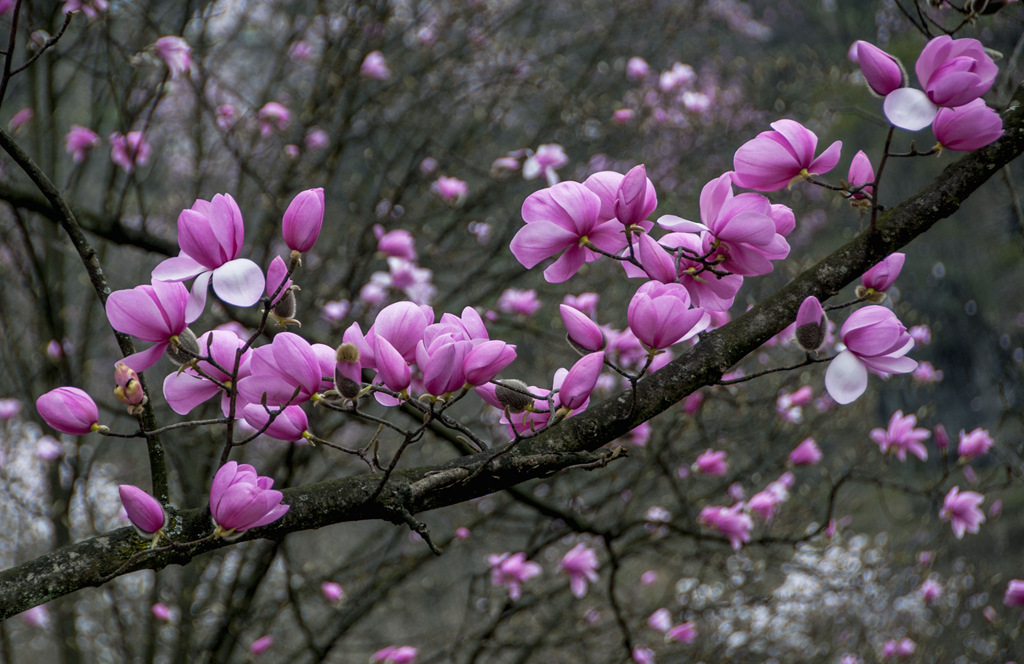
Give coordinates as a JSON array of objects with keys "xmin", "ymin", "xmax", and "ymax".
[
  {"xmin": 151, "ymin": 254, "xmax": 205, "ymax": 281},
  {"xmin": 808, "ymin": 140, "xmax": 842, "ymax": 176},
  {"xmin": 883, "ymin": 88, "xmax": 938, "ymax": 131},
  {"xmin": 162, "ymin": 370, "xmax": 222, "ymax": 415},
  {"xmin": 185, "ymin": 271, "xmax": 212, "ymax": 322},
  {"xmin": 211, "ymin": 259, "xmax": 265, "ymax": 308},
  {"xmin": 824, "ymin": 350, "xmax": 868, "ymax": 405},
  {"xmin": 509, "ymin": 221, "xmax": 578, "ymax": 269}
]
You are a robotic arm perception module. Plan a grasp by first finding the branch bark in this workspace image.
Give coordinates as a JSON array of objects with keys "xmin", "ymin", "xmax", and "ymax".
[{"xmin": 1, "ymin": 91, "xmax": 1021, "ymax": 620}]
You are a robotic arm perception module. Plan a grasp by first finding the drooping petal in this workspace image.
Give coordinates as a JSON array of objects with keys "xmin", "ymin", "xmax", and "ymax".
[
  {"xmin": 151, "ymin": 254, "xmax": 206, "ymax": 282},
  {"xmin": 509, "ymin": 220, "xmax": 578, "ymax": 269},
  {"xmin": 185, "ymin": 270, "xmax": 213, "ymax": 322},
  {"xmin": 824, "ymin": 349, "xmax": 868, "ymax": 405}
]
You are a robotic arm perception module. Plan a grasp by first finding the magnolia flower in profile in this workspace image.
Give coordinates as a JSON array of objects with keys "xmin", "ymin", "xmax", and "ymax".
[
  {"xmin": 153, "ymin": 36, "xmax": 192, "ymax": 78},
  {"xmin": 631, "ymin": 646, "xmax": 655, "ymax": 664},
  {"xmin": 257, "ymin": 101, "xmax": 291, "ymax": 137},
  {"xmin": 853, "ymin": 40, "xmax": 905, "ymax": 96},
  {"xmin": 106, "ymin": 280, "xmax": 200, "ymax": 372},
  {"xmin": 794, "ymin": 296, "xmax": 827, "ymax": 352},
  {"xmin": 371, "ymin": 646, "xmax": 418, "ymax": 664},
  {"xmin": 282, "ymin": 187, "xmax": 325, "ymax": 253},
  {"xmin": 1004, "ymin": 579, "xmax": 1024, "ymax": 607},
  {"xmin": 9, "ymin": 107, "xmax": 32, "ymax": 132},
  {"xmin": 916, "ymin": 36, "xmax": 998, "ymax": 109},
  {"xmin": 627, "ymin": 281, "xmax": 709, "ymax": 351},
  {"xmin": 209, "ymin": 461, "xmax": 289, "ymax": 539},
  {"xmin": 932, "ymin": 99, "xmax": 1004, "ymax": 152},
  {"xmin": 870, "ymin": 410, "xmax": 930, "ymax": 462},
  {"xmin": 824, "ymin": 305, "xmax": 916, "ymax": 405},
  {"xmin": 118, "ymin": 485, "xmax": 166, "ymax": 543},
  {"xmin": 847, "ymin": 150, "xmax": 875, "ymax": 203},
  {"xmin": 560, "ymin": 304, "xmax": 604, "ymax": 351},
  {"xmin": 374, "ymin": 225, "xmax": 417, "ymax": 260},
  {"xmin": 559, "ymin": 543, "xmax": 599, "ymax": 598},
  {"xmin": 321, "ymin": 581, "xmax": 345, "ymax": 603},
  {"xmin": 248, "ymin": 635, "xmax": 273, "ymax": 656},
  {"xmin": 36, "ymin": 387, "xmax": 104, "ymax": 436},
  {"xmin": 731, "ymin": 119, "xmax": 842, "ymax": 191},
  {"xmin": 431, "ymin": 176, "xmax": 468, "ymax": 205},
  {"xmin": 65, "ymin": 125, "xmax": 101, "ymax": 163},
  {"xmin": 360, "ymin": 51, "xmax": 391, "ymax": 80},
  {"xmin": 789, "ymin": 437, "xmax": 823, "ymax": 466},
  {"xmin": 858, "ymin": 252, "xmax": 905, "ymax": 300},
  {"xmin": 242, "ymin": 404, "xmax": 311, "ymax": 443},
  {"xmin": 698, "ymin": 504, "xmax": 753, "ymax": 550},
  {"xmin": 939, "ymin": 486, "xmax": 985, "ymax": 539},
  {"xmin": 488, "ymin": 552, "xmax": 542, "ymax": 600},
  {"xmin": 957, "ymin": 427, "xmax": 994, "ymax": 459},
  {"xmin": 522, "ymin": 143, "xmax": 569, "ymax": 185},
  {"xmin": 109, "ymin": 131, "xmax": 151, "ymax": 173},
  {"xmin": 557, "ymin": 352, "xmax": 603, "ymax": 411},
  {"xmin": 151, "ymin": 193, "xmax": 265, "ymax": 320}
]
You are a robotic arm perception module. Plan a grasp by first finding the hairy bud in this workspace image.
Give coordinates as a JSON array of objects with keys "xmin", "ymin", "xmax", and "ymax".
[
  {"xmin": 494, "ymin": 379, "xmax": 532, "ymax": 413},
  {"xmin": 333, "ymin": 366, "xmax": 362, "ymax": 399},
  {"xmin": 336, "ymin": 342, "xmax": 360, "ymax": 364},
  {"xmin": 270, "ymin": 287, "xmax": 301, "ymax": 328},
  {"xmin": 166, "ymin": 327, "xmax": 200, "ymax": 366}
]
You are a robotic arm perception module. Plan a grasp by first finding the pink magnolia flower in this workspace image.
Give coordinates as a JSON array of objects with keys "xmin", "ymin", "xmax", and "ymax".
[
  {"xmin": 694, "ymin": 449, "xmax": 728, "ymax": 476},
  {"xmin": 288, "ymin": 40, "xmax": 313, "ymax": 62},
  {"xmin": 360, "ymin": 51, "xmax": 391, "ymax": 80},
  {"xmin": 488, "ymin": 552, "xmax": 542, "ymax": 600},
  {"xmin": 861, "ymin": 252, "xmax": 905, "ymax": 293},
  {"xmin": 932, "ymin": 98, "xmax": 1003, "ymax": 151},
  {"xmin": 659, "ymin": 62, "xmax": 695, "ymax": 91},
  {"xmin": 939, "ymin": 486, "xmax": 985, "ymax": 539},
  {"xmin": 249, "ymin": 636, "xmax": 273, "ymax": 656},
  {"xmin": 371, "ymin": 646, "xmax": 418, "ymax": 664},
  {"xmin": 920, "ymin": 578, "xmax": 942, "ymax": 603},
  {"xmin": 151, "ymin": 193, "xmax": 265, "ymax": 319},
  {"xmin": 236, "ymin": 332, "xmax": 324, "ymax": 407},
  {"xmin": 789, "ymin": 437, "xmax": 823, "ymax": 466},
  {"xmin": 462, "ymin": 340, "xmax": 516, "ymax": 386},
  {"xmin": 416, "ymin": 338, "xmax": 471, "ymax": 397},
  {"xmin": 109, "ymin": 131, "xmax": 151, "ymax": 173},
  {"xmin": 36, "ymin": 387, "xmax": 101, "ymax": 436},
  {"xmin": 510, "ymin": 181, "xmax": 623, "ymax": 283},
  {"xmin": 216, "ymin": 104, "xmax": 237, "ymax": 132},
  {"xmin": 374, "ymin": 225, "xmax": 417, "ymax": 260},
  {"xmin": 209, "ymin": 461, "xmax": 289, "ymax": 538},
  {"xmin": 560, "ymin": 304, "xmax": 605, "ymax": 351},
  {"xmin": 65, "ymin": 125, "xmax": 101, "ymax": 163},
  {"xmin": 497, "ymin": 288, "xmax": 541, "ymax": 316},
  {"xmin": 626, "ymin": 56, "xmax": 650, "ymax": 80},
  {"xmin": 9, "ymin": 107, "xmax": 32, "ymax": 131},
  {"xmin": 321, "ymin": 581, "xmax": 345, "ymax": 603},
  {"xmin": 958, "ymin": 427, "xmax": 994, "ymax": 459},
  {"xmin": 1004, "ymin": 579, "xmax": 1024, "ymax": 607},
  {"xmin": 282, "ymin": 188, "xmax": 325, "ymax": 253},
  {"xmin": 854, "ymin": 41, "xmax": 905, "ymax": 96},
  {"xmin": 824, "ymin": 305, "xmax": 917, "ymax": 405},
  {"xmin": 105, "ymin": 280, "xmax": 200, "ymax": 372},
  {"xmin": 794, "ymin": 296, "xmax": 827, "ymax": 352},
  {"xmin": 563, "ymin": 292, "xmax": 599, "ymax": 316},
  {"xmin": 373, "ymin": 335, "xmax": 412, "ymax": 393},
  {"xmin": 916, "ymin": 36, "xmax": 998, "ymax": 109},
  {"xmin": 257, "ymin": 102, "xmax": 291, "ymax": 137},
  {"xmin": 119, "ymin": 485, "xmax": 165, "ymax": 538},
  {"xmin": 698, "ymin": 504, "xmax": 753, "ymax": 550},
  {"xmin": 522, "ymin": 143, "xmax": 568, "ymax": 184},
  {"xmin": 870, "ymin": 410, "xmax": 930, "ymax": 462},
  {"xmin": 847, "ymin": 150, "xmax": 875, "ymax": 200},
  {"xmin": 154, "ymin": 36, "xmax": 192, "ymax": 78},
  {"xmin": 557, "ymin": 352, "xmax": 603, "ymax": 411},
  {"xmin": 242, "ymin": 404, "xmax": 310, "ymax": 443},
  {"xmin": 627, "ymin": 281, "xmax": 709, "ymax": 350},
  {"xmin": 583, "ymin": 165, "xmax": 659, "ymax": 229},
  {"xmin": 151, "ymin": 603, "xmax": 172, "ymax": 622},
  {"xmin": 731, "ymin": 119, "xmax": 842, "ymax": 191},
  {"xmin": 559, "ymin": 543, "xmax": 599, "ymax": 598},
  {"xmin": 612, "ymin": 108, "xmax": 634, "ymax": 124},
  {"xmin": 648, "ymin": 231, "xmax": 744, "ymax": 310},
  {"xmin": 432, "ymin": 176, "xmax": 468, "ymax": 205}
]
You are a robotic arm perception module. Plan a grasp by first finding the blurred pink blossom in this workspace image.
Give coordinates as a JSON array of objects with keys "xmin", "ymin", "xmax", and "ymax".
[
  {"xmin": 109, "ymin": 131, "xmax": 151, "ymax": 173},
  {"xmin": 559, "ymin": 543, "xmax": 599, "ymax": 598},
  {"xmin": 321, "ymin": 581, "xmax": 345, "ymax": 603},
  {"xmin": 361, "ymin": 51, "xmax": 392, "ymax": 80},
  {"xmin": 258, "ymin": 102, "xmax": 291, "ymax": 137},
  {"xmin": 957, "ymin": 427, "xmax": 993, "ymax": 459},
  {"xmin": 154, "ymin": 36, "xmax": 191, "ymax": 78},
  {"xmin": 432, "ymin": 176, "xmax": 468, "ymax": 205},
  {"xmin": 488, "ymin": 552, "xmax": 541, "ymax": 600},
  {"xmin": 625, "ymin": 56, "xmax": 650, "ymax": 80},
  {"xmin": 789, "ymin": 437, "xmax": 822, "ymax": 466},
  {"xmin": 870, "ymin": 410, "xmax": 930, "ymax": 462},
  {"xmin": 497, "ymin": 288, "xmax": 541, "ymax": 317},
  {"xmin": 371, "ymin": 646, "xmax": 418, "ymax": 664},
  {"xmin": 9, "ymin": 107, "xmax": 32, "ymax": 131},
  {"xmin": 693, "ymin": 449, "xmax": 728, "ymax": 476},
  {"xmin": 939, "ymin": 486, "xmax": 985, "ymax": 539}
]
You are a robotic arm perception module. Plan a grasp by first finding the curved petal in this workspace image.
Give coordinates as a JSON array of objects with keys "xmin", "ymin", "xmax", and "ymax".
[
  {"xmin": 151, "ymin": 254, "xmax": 205, "ymax": 282},
  {"xmin": 883, "ymin": 88, "xmax": 938, "ymax": 132},
  {"xmin": 177, "ymin": 209, "xmax": 224, "ymax": 269},
  {"xmin": 163, "ymin": 370, "xmax": 222, "ymax": 415},
  {"xmin": 120, "ymin": 342, "xmax": 169, "ymax": 373},
  {"xmin": 657, "ymin": 214, "xmax": 707, "ymax": 233},
  {"xmin": 543, "ymin": 245, "xmax": 587, "ymax": 283},
  {"xmin": 211, "ymin": 259, "xmax": 265, "ymax": 308},
  {"xmin": 824, "ymin": 350, "xmax": 868, "ymax": 405},
  {"xmin": 770, "ymin": 119, "xmax": 817, "ymax": 165},
  {"xmin": 509, "ymin": 221, "xmax": 578, "ymax": 268},
  {"xmin": 185, "ymin": 271, "xmax": 213, "ymax": 322},
  {"xmin": 548, "ymin": 181, "xmax": 601, "ymax": 235},
  {"xmin": 106, "ymin": 288, "xmax": 171, "ymax": 341},
  {"xmin": 808, "ymin": 140, "xmax": 842, "ymax": 176}
]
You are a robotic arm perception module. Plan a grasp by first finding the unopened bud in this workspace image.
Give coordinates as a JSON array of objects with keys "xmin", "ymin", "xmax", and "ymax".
[
  {"xmin": 166, "ymin": 327, "xmax": 200, "ymax": 366},
  {"xmin": 333, "ymin": 366, "xmax": 362, "ymax": 399},
  {"xmin": 494, "ymin": 379, "xmax": 532, "ymax": 413},
  {"xmin": 795, "ymin": 322, "xmax": 826, "ymax": 353},
  {"xmin": 270, "ymin": 287, "xmax": 301, "ymax": 328},
  {"xmin": 336, "ymin": 342, "xmax": 360, "ymax": 364},
  {"xmin": 334, "ymin": 343, "xmax": 362, "ymax": 399}
]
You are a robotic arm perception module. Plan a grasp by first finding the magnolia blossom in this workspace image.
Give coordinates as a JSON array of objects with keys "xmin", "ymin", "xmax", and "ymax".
[
  {"xmin": 162, "ymin": 329, "xmax": 252, "ymax": 415},
  {"xmin": 109, "ymin": 131, "xmax": 151, "ymax": 173},
  {"xmin": 916, "ymin": 36, "xmax": 998, "ymax": 109},
  {"xmin": 154, "ymin": 36, "xmax": 192, "ymax": 78},
  {"xmin": 920, "ymin": 579, "xmax": 942, "ymax": 603},
  {"xmin": 257, "ymin": 102, "xmax": 291, "ymax": 136},
  {"xmin": 371, "ymin": 646, "xmax": 418, "ymax": 664},
  {"xmin": 522, "ymin": 143, "xmax": 568, "ymax": 184},
  {"xmin": 789, "ymin": 437, "xmax": 823, "ymax": 466},
  {"xmin": 860, "ymin": 252, "xmax": 905, "ymax": 295},
  {"xmin": 698, "ymin": 504, "xmax": 753, "ymax": 550},
  {"xmin": 627, "ymin": 281, "xmax": 709, "ymax": 350},
  {"xmin": 939, "ymin": 486, "xmax": 985, "ymax": 539},
  {"xmin": 854, "ymin": 40, "xmax": 905, "ymax": 96},
  {"xmin": 151, "ymin": 193, "xmax": 265, "ymax": 319},
  {"xmin": 249, "ymin": 636, "xmax": 273, "ymax": 656},
  {"xmin": 236, "ymin": 332, "xmax": 325, "ymax": 407},
  {"xmin": 65, "ymin": 125, "xmax": 101, "ymax": 163},
  {"xmin": 360, "ymin": 51, "xmax": 391, "ymax": 80},
  {"xmin": 209, "ymin": 461, "xmax": 289, "ymax": 538},
  {"xmin": 432, "ymin": 176, "xmax": 468, "ymax": 205},
  {"xmin": 731, "ymin": 119, "xmax": 842, "ymax": 191},
  {"xmin": 488, "ymin": 552, "xmax": 541, "ymax": 600},
  {"xmin": 794, "ymin": 296, "xmax": 827, "ymax": 352},
  {"xmin": 625, "ymin": 56, "xmax": 650, "ymax": 80},
  {"xmin": 559, "ymin": 543, "xmax": 599, "ymax": 598},
  {"xmin": 282, "ymin": 187, "xmax": 325, "ymax": 253},
  {"xmin": 847, "ymin": 150, "xmax": 875, "ymax": 201},
  {"xmin": 560, "ymin": 304, "xmax": 605, "ymax": 351},
  {"xmin": 693, "ymin": 449, "xmax": 728, "ymax": 476},
  {"xmin": 119, "ymin": 485, "xmax": 165, "ymax": 538},
  {"xmin": 374, "ymin": 225, "xmax": 417, "ymax": 260},
  {"xmin": 9, "ymin": 107, "xmax": 32, "ymax": 131},
  {"xmin": 243, "ymin": 404, "xmax": 310, "ymax": 443},
  {"xmin": 824, "ymin": 306, "xmax": 916, "ymax": 405},
  {"xmin": 36, "ymin": 387, "xmax": 102, "ymax": 435},
  {"xmin": 497, "ymin": 288, "xmax": 541, "ymax": 317},
  {"xmin": 557, "ymin": 352, "xmax": 603, "ymax": 411},
  {"xmin": 957, "ymin": 427, "xmax": 994, "ymax": 459},
  {"xmin": 932, "ymin": 99, "xmax": 1003, "ymax": 151},
  {"xmin": 105, "ymin": 280, "xmax": 201, "ymax": 372},
  {"xmin": 151, "ymin": 603, "xmax": 172, "ymax": 622},
  {"xmin": 871, "ymin": 410, "xmax": 930, "ymax": 462}
]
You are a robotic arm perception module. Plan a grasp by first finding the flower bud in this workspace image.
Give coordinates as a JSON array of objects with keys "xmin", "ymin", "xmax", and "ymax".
[
  {"xmin": 334, "ymin": 342, "xmax": 362, "ymax": 399},
  {"xmin": 114, "ymin": 362, "xmax": 148, "ymax": 414},
  {"xmin": 494, "ymin": 379, "xmax": 532, "ymax": 413},
  {"xmin": 794, "ymin": 296, "xmax": 827, "ymax": 353},
  {"xmin": 119, "ymin": 484, "xmax": 166, "ymax": 543},
  {"xmin": 282, "ymin": 188, "xmax": 325, "ymax": 253},
  {"xmin": 36, "ymin": 386, "xmax": 106, "ymax": 435},
  {"xmin": 166, "ymin": 327, "xmax": 200, "ymax": 366}
]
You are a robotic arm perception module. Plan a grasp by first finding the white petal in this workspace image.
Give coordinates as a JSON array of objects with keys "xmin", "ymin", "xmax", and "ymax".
[
  {"xmin": 883, "ymin": 88, "xmax": 938, "ymax": 132},
  {"xmin": 824, "ymin": 350, "xmax": 868, "ymax": 405},
  {"xmin": 211, "ymin": 259, "xmax": 265, "ymax": 308}
]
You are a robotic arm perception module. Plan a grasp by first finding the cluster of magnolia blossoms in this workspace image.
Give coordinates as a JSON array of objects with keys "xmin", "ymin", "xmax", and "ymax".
[{"xmin": 853, "ymin": 35, "xmax": 1003, "ymax": 149}]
